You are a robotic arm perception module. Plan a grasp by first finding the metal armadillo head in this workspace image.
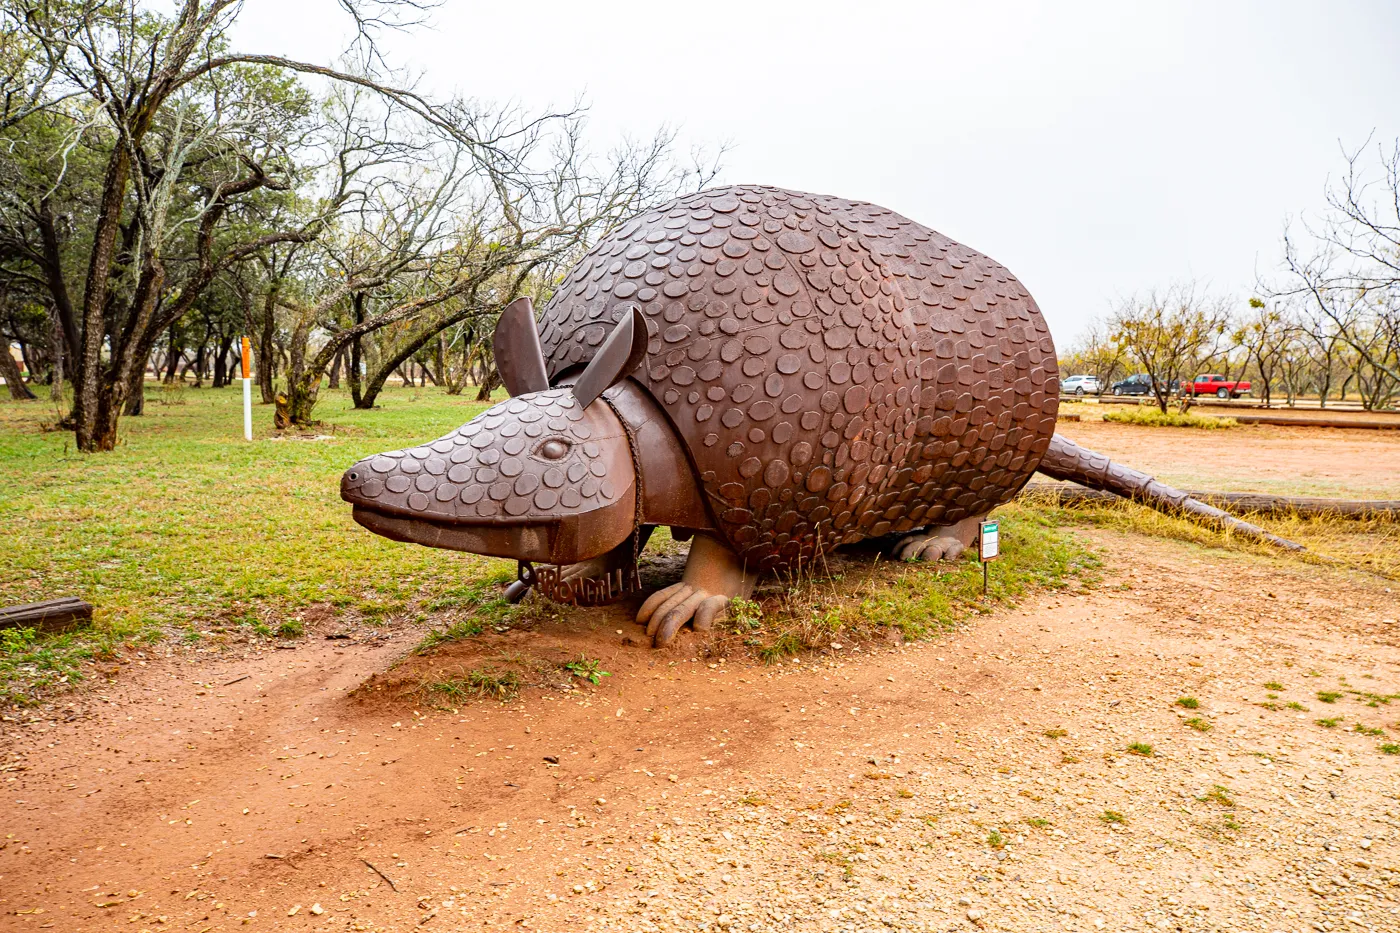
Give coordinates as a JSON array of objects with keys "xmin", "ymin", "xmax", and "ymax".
[{"xmin": 340, "ymin": 301, "xmax": 650, "ymax": 564}]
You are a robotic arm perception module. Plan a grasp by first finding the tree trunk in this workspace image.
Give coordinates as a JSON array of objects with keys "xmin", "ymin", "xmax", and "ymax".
[
  {"xmin": 0, "ymin": 343, "xmax": 36, "ymax": 400},
  {"xmin": 49, "ymin": 312, "xmax": 64, "ymax": 403},
  {"xmin": 348, "ymin": 292, "xmax": 365, "ymax": 407},
  {"xmin": 328, "ymin": 347, "xmax": 343, "ymax": 389},
  {"xmin": 257, "ymin": 291, "xmax": 277, "ymax": 404},
  {"xmin": 476, "ymin": 367, "xmax": 500, "ymax": 402}
]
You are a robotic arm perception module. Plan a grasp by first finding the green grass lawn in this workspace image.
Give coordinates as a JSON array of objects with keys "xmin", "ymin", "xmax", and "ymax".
[{"xmin": 1, "ymin": 385, "xmax": 503, "ymax": 703}]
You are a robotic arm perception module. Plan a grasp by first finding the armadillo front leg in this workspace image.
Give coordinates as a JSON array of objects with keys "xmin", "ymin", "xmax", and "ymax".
[{"xmin": 636, "ymin": 534, "xmax": 755, "ymax": 647}]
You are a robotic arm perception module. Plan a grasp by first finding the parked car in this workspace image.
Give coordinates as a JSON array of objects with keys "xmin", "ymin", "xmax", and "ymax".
[
  {"xmin": 1180, "ymin": 374, "xmax": 1252, "ymax": 399},
  {"xmin": 1110, "ymin": 373, "xmax": 1155, "ymax": 396},
  {"xmin": 1059, "ymin": 374, "xmax": 1102, "ymax": 396}
]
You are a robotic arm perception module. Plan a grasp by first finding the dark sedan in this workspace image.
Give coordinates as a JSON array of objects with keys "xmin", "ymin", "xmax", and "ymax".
[{"xmin": 1110, "ymin": 374, "xmax": 1155, "ymax": 396}]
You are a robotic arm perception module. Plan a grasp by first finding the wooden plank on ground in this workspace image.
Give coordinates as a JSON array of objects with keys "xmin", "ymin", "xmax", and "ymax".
[{"xmin": 0, "ymin": 597, "xmax": 94, "ymax": 633}]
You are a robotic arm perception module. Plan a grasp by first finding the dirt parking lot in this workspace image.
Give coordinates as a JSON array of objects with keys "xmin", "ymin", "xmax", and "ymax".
[{"xmin": 2, "ymin": 425, "xmax": 1398, "ymax": 933}]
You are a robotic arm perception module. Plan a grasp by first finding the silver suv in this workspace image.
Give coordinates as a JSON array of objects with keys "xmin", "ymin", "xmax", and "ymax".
[{"xmin": 1059, "ymin": 374, "xmax": 1101, "ymax": 397}]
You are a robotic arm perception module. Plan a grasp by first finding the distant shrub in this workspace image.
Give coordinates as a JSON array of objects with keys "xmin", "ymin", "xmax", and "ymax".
[{"xmin": 1103, "ymin": 408, "xmax": 1237, "ymax": 429}]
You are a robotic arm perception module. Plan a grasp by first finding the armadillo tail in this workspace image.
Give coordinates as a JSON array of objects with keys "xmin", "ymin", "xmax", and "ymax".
[{"xmin": 1037, "ymin": 434, "xmax": 1306, "ymax": 552}]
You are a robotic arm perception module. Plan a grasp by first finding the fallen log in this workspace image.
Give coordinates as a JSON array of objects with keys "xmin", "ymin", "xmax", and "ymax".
[
  {"xmin": 1023, "ymin": 483, "xmax": 1400, "ymax": 520},
  {"xmin": 0, "ymin": 597, "xmax": 94, "ymax": 633}
]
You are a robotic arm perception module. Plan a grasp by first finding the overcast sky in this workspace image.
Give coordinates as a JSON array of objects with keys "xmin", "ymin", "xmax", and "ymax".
[{"xmin": 234, "ymin": 0, "xmax": 1400, "ymax": 345}]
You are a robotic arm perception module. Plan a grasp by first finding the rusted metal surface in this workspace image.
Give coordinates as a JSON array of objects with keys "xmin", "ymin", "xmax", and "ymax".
[
  {"xmin": 341, "ymin": 184, "xmax": 1301, "ymax": 618},
  {"xmin": 534, "ymin": 185, "xmax": 1060, "ymax": 575}
]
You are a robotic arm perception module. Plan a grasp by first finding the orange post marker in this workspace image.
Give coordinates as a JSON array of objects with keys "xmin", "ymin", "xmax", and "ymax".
[{"xmin": 241, "ymin": 336, "xmax": 253, "ymax": 441}]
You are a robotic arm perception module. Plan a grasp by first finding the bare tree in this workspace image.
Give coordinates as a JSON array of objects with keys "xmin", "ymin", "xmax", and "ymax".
[
  {"xmin": 1108, "ymin": 283, "xmax": 1232, "ymax": 413},
  {"xmin": 1269, "ymin": 137, "xmax": 1400, "ymax": 409},
  {"xmin": 1058, "ymin": 318, "xmax": 1122, "ymax": 390}
]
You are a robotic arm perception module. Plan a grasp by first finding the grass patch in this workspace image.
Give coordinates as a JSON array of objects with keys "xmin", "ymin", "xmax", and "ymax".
[
  {"xmin": 1025, "ymin": 817, "xmax": 1051, "ymax": 828},
  {"xmin": 1099, "ymin": 810, "xmax": 1126, "ymax": 825},
  {"xmin": 1176, "ymin": 696, "xmax": 1199, "ymax": 709},
  {"xmin": 1042, "ymin": 728, "xmax": 1068, "ymax": 739},
  {"xmin": 1381, "ymin": 743, "xmax": 1400, "ymax": 755},
  {"xmin": 1353, "ymin": 724, "xmax": 1385, "ymax": 736},
  {"xmin": 1316, "ymin": 717, "xmax": 1343, "ymax": 728},
  {"xmin": 0, "ymin": 386, "xmax": 522, "ymax": 706},
  {"xmin": 1317, "ymin": 691, "xmax": 1343, "ymax": 704},
  {"xmin": 1184, "ymin": 717, "xmax": 1211, "ymax": 732},
  {"xmin": 1127, "ymin": 742, "xmax": 1154, "ymax": 757},
  {"xmin": 1102, "ymin": 407, "xmax": 1238, "ymax": 429},
  {"xmin": 720, "ymin": 501, "xmax": 1098, "ymax": 661},
  {"xmin": 986, "ymin": 829, "xmax": 1005, "ymax": 849},
  {"xmin": 421, "ymin": 667, "xmax": 522, "ymax": 703},
  {"xmin": 1286, "ymin": 702, "xmax": 1307, "ymax": 711},
  {"xmin": 1263, "ymin": 681, "xmax": 1284, "ymax": 691}
]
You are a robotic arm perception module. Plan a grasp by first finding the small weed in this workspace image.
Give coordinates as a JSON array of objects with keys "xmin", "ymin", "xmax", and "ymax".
[
  {"xmin": 563, "ymin": 655, "xmax": 610, "ymax": 685},
  {"xmin": 1184, "ymin": 717, "xmax": 1212, "ymax": 732},
  {"xmin": 986, "ymin": 829, "xmax": 1005, "ymax": 849},
  {"xmin": 1043, "ymin": 728, "xmax": 1067, "ymax": 738},
  {"xmin": 1025, "ymin": 817, "xmax": 1051, "ymax": 828},
  {"xmin": 917, "ymin": 814, "xmax": 940, "ymax": 826},
  {"xmin": 1265, "ymin": 692, "xmax": 1279, "ymax": 700},
  {"xmin": 897, "ymin": 788, "xmax": 913, "ymax": 799},
  {"xmin": 739, "ymin": 794, "xmax": 767, "ymax": 807},
  {"xmin": 1198, "ymin": 785, "xmax": 1235, "ymax": 807},
  {"xmin": 727, "ymin": 598, "xmax": 762, "ymax": 632},
  {"xmin": 1060, "ymin": 752, "xmax": 1080, "ymax": 764},
  {"xmin": 1176, "ymin": 697, "xmax": 1199, "ymax": 709},
  {"xmin": 1317, "ymin": 691, "xmax": 1342, "ymax": 704},
  {"xmin": 275, "ymin": 619, "xmax": 304, "ymax": 639},
  {"xmin": 1381, "ymin": 743, "xmax": 1400, "ymax": 755},
  {"xmin": 757, "ymin": 632, "xmax": 804, "ymax": 663},
  {"xmin": 1099, "ymin": 810, "xmax": 1126, "ymax": 825},
  {"xmin": 1127, "ymin": 742, "xmax": 1154, "ymax": 757},
  {"xmin": 1286, "ymin": 702, "xmax": 1307, "ymax": 711},
  {"xmin": 1353, "ymin": 724, "xmax": 1384, "ymax": 736},
  {"xmin": 1263, "ymin": 681, "xmax": 1284, "ymax": 691},
  {"xmin": 1316, "ymin": 717, "xmax": 1342, "ymax": 728},
  {"xmin": 1257, "ymin": 701, "xmax": 1281, "ymax": 711}
]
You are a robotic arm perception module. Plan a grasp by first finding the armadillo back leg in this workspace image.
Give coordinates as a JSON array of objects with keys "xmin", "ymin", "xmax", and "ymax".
[{"xmin": 1037, "ymin": 434, "xmax": 1305, "ymax": 552}]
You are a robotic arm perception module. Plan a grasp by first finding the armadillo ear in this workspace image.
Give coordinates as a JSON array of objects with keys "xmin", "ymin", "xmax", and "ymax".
[
  {"xmin": 492, "ymin": 297, "xmax": 550, "ymax": 397},
  {"xmin": 572, "ymin": 307, "xmax": 649, "ymax": 410}
]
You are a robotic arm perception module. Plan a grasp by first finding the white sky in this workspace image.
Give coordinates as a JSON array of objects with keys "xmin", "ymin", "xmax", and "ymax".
[{"xmin": 234, "ymin": 0, "xmax": 1400, "ymax": 345}]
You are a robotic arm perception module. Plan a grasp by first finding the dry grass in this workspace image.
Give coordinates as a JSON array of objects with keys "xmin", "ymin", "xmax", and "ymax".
[{"xmin": 1018, "ymin": 488, "xmax": 1399, "ymax": 579}]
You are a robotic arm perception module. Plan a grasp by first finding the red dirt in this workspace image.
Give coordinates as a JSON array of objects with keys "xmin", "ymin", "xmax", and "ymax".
[{"xmin": 3, "ymin": 527, "xmax": 1398, "ymax": 932}]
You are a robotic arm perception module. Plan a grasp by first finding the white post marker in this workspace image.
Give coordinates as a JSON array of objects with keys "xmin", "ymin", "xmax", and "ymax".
[
  {"xmin": 979, "ymin": 519, "xmax": 1000, "ymax": 598},
  {"xmin": 241, "ymin": 336, "xmax": 253, "ymax": 441}
]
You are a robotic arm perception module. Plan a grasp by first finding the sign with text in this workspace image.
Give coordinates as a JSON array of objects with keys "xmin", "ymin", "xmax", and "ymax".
[{"xmin": 979, "ymin": 520, "xmax": 1000, "ymax": 562}]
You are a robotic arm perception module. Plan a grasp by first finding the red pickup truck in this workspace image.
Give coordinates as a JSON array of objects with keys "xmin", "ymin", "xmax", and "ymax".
[{"xmin": 1180, "ymin": 374, "xmax": 1251, "ymax": 399}]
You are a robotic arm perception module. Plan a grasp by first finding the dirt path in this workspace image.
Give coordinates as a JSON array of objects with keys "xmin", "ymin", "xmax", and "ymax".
[
  {"xmin": 3, "ymin": 531, "xmax": 1400, "ymax": 932},
  {"xmin": 1052, "ymin": 421, "xmax": 1400, "ymax": 498}
]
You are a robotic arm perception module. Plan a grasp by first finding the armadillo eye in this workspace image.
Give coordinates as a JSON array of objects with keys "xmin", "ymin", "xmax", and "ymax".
[{"xmin": 539, "ymin": 439, "xmax": 570, "ymax": 460}]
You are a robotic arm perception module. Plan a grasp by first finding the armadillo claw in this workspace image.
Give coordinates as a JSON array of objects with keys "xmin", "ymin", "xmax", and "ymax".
[
  {"xmin": 637, "ymin": 584, "xmax": 729, "ymax": 647},
  {"xmin": 895, "ymin": 533, "xmax": 966, "ymax": 563}
]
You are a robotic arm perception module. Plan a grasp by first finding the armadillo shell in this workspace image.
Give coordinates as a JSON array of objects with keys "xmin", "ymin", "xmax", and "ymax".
[{"xmin": 538, "ymin": 185, "xmax": 1059, "ymax": 574}]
